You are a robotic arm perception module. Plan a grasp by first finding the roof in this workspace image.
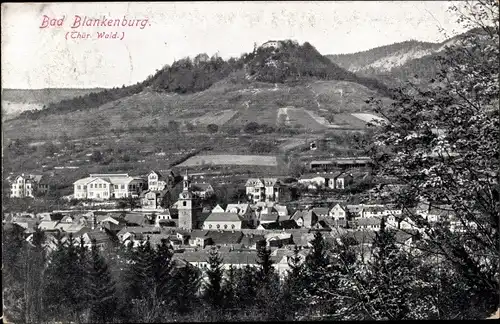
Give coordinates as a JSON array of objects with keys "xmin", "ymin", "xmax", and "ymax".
[
  {"xmin": 38, "ymin": 220, "xmax": 60, "ymax": 231},
  {"xmin": 357, "ymin": 218, "xmax": 383, "ymax": 226},
  {"xmin": 312, "ymin": 207, "xmax": 329, "ymax": 215},
  {"xmin": 226, "ymin": 204, "xmax": 251, "ymax": 215},
  {"xmin": 259, "ymin": 212, "xmax": 279, "ymax": 222},
  {"xmin": 299, "ymin": 173, "xmax": 328, "ymax": 180},
  {"xmin": 204, "ymin": 212, "xmax": 244, "ymax": 222},
  {"xmin": 85, "ymin": 231, "xmax": 112, "ymax": 244},
  {"xmin": 117, "ymin": 226, "xmax": 161, "ymax": 236},
  {"xmin": 240, "ymin": 234, "xmax": 266, "ymax": 247},
  {"xmin": 205, "ymin": 231, "xmax": 244, "ymax": 245},
  {"xmin": 149, "ymin": 170, "xmax": 163, "ymax": 178},
  {"xmin": 262, "ymin": 178, "xmax": 280, "ymax": 186},
  {"xmin": 245, "ymin": 178, "xmax": 264, "ymax": 187},
  {"xmin": 212, "ymin": 205, "xmax": 225, "ymax": 213},
  {"xmin": 191, "ymin": 183, "xmax": 213, "ymax": 191},
  {"xmin": 291, "ymin": 210, "xmax": 317, "ymax": 222},
  {"xmin": 363, "ymin": 206, "xmax": 387, "ymax": 213},
  {"xmin": 259, "ymin": 220, "xmax": 300, "ymax": 230},
  {"xmin": 124, "ymin": 214, "xmax": 147, "ymax": 226}
]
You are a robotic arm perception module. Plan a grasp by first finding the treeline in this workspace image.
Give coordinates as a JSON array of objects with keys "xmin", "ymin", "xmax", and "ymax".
[
  {"xmin": 248, "ymin": 40, "xmax": 390, "ymax": 95},
  {"xmin": 326, "ymin": 40, "xmax": 440, "ymax": 71},
  {"xmin": 4, "ymin": 219, "xmax": 492, "ymax": 323}
]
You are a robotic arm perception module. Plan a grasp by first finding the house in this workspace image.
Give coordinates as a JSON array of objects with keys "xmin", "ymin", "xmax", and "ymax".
[
  {"xmin": 356, "ymin": 217, "xmax": 382, "ymax": 231},
  {"xmin": 73, "ymin": 173, "xmax": 147, "ymax": 200},
  {"xmin": 257, "ymin": 219, "xmax": 300, "ymax": 230},
  {"xmin": 117, "ymin": 226, "xmax": 161, "ymax": 243},
  {"xmin": 327, "ymin": 172, "xmax": 354, "ymax": 190},
  {"xmin": 188, "ymin": 231, "xmax": 211, "ymax": 248},
  {"xmin": 140, "ymin": 189, "xmax": 169, "ymax": 210},
  {"xmin": 225, "ymin": 203, "xmax": 254, "ymax": 225},
  {"xmin": 291, "ymin": 210, "xmax": 318, "ymax": 228},
  {"xmin": 147, "ymin": 170, "xmax": 175, "ymax": 191},
  {"xmin": 240, "ymin": 234, "xmax": 266, "ymax": 249},
  {"xmin": 265, "ymin": 232, "xmax": 293, "ymax": 248},
  {"xmin": 38, "ymin": 220, "xmax": 60, "ymax": 232},
  {"xmin": 80, "ymin": 230, "xmax": 116, "ymax": 249},
  {"xmin": 272, "ymin": 248, "xmax": 308, "ymax": 278},
  {"xmin": 312, "ymin": 207, "xmax": 329, "ymax": 218},
  {"xmin": 258, "ymin": 206, "xmax": 280, "ymax": 225},
  {"xmin": 261, "ymin": 40, "xmax": 282, "ymax": 49},
  {"xmin": 155, "ymin": 209, "xmax": 177, "ymax": 227},
  {"xmin": 245, "ymin": 178, "xmax": 284, "ymax": 203},
  {"xmin": 9, "ymin": 174, "xmax": 44, "ymax": 198},
  {"xmin": 191, "ymin": 183, "xmax": 215, "ymax": 199},
  {"xmin": 329, "ymin": 203, "xmax": 349, "ymax": 222},
  {"xmin": 124, "ymin": 214, "xmax": 148, "ymax": 226},
  {"xmin": 202, "ymin": 212, "xmax": 244, "ymax": 231},
  {"xmin": 298, "ymin": 173, "xmax": 328, "ymax": 189}
]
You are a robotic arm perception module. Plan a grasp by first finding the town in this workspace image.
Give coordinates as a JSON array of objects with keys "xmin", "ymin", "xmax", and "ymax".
[{"xmin": 4, "ymin": 155, "xmax": 469, "ymax": 277}]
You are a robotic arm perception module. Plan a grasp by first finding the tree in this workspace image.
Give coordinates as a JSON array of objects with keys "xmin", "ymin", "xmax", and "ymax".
[
  {"xmin": 170, "ymin": 264, "xmax": 202, "ymax": 315},
  {"xmin": 89, "ymin": 150, "xmax": 103, "ymax": 163},
  {"xmin": 244, "ymin": 122, "xmax": 260, "ymax": 134},
  {"xmin": 203, "ymin": 248, "xmax": 225, "ymax": 309},
  {"xmin": 367, "ymin": 0, "xmax": 499, "ymax": 317},
  {"xmin": 207, "ymin": 123, "xmax": 219, "ymax": 134},
  {"xmin": 256, "ymin": 244, "xmax": 274, "ymax": 282},
  {"xmin": 86, "ymin": 239, "xmax": 118, "ymax": 323},
  {"xmin": 168, "ymin": 120, "xmax": 180, "ymax": 133}
]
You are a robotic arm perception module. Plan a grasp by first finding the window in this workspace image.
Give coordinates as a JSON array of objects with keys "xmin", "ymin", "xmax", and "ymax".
[
  {"xmin": 209, "ymin": 224, "xmax": 212, "ymax": 229},
  {"xmin": 77, "ymin": 185, "xmax": 81, "ymax": 190},
  {"xmin": 224, "ymin": 224, "xmax": 228, "ymax": 229},
  {"xmin": 99, "ymin": 184, "xmax": 102, "ymax": 188},
  {"xmin": 217, "ymin": 224, "xmax": 220, "ymax": 229},
  {"xmin": 83, "ymin": 185, "xmax": 87, "ymax": 189},
  {"xmin": 90, "ymin": 184, "xmax": 93, "ymax": 188},
  {"xmin": 183, "ymin": 201, "xmax": 187, "ymax": 207},
  {"xmin": 231, "ymin": 224, "xmax": 235, "ymax": 229},
  {"xmin": 121, "ymin": 185, "xmax": 125, "ymax": 189}
]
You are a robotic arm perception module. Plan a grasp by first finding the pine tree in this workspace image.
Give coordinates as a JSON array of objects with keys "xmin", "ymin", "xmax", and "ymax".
[
  {"xmin": 153, "ymin": 238, "xmax": 175, "ymax": 304},
  {"xmin": 171, "ymin": 263, "xmax": 202, "ymax": 315},
  {"xmin": 282, "ymin": 245, "xmax": 306, "ymax": 318},
  {"xmin": 302, "ymin": 231, "xmax": 330, "ymax": 315},
  {"xmin": 256, "ymin": 244, "xmax": 274, "ymax": 282},
  {"xmin": 222, "ymin": 265, "xmax": 237, "ymax": 311},
  {"xmin": 234, "ymin": 265, "xmax": 258, "ymax": 308},
  {"xmin": 362, "ymin": 218, "xmax": 414, "ymax": 320},
  {"xmin": 203, "ymin": 248, "xmax": 225, "ymax": 309},
  {"xmin": 87, "ymin": 239, "xmax": 118, "ymax": 323}
]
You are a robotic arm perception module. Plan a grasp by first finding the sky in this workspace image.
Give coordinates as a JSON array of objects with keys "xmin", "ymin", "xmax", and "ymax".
[{"xmin": 1, "ymin": 1, "xmax": 466, "ymax": 89}]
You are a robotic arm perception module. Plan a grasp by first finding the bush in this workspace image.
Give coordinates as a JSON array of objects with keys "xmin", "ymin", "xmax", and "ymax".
[{"xmin": 207, "ymin": 124, "xmax": 219, "ymax": 133}]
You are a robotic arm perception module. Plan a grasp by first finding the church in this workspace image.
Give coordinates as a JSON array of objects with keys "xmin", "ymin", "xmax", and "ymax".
[{"xmin": 177, "ymin": 171, "xmax": 204, "ymax": 230}]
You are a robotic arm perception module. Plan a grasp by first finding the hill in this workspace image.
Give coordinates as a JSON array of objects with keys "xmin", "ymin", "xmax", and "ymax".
[
  {"xmin": 1, "ymin": 88, "xmax": 105, "ymax": 120},
  {"xmin": 14, "ymin": 40, "xmax": 390, "ymax": 121},
  {"xmin": 326, "ymin": 29, "xmax": 485, "ymax": 88}
]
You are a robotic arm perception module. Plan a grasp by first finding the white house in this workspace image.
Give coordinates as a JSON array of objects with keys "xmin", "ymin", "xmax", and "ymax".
[
  {"xmin": 245, "ymin": 178, "xmax": 283, "ymax": 203},
  {"xmin": 73, "ymin": 173, "xmax": 147, "ymax": 200},
  {"xmin": 10, "ymin": 174, "xmax": 43, "ymax": 198}
]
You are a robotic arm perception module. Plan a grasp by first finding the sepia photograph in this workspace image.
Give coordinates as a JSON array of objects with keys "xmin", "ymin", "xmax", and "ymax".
[{"xmin": 1, "ymin": 1, "xmax": 499, "ymax": 322}]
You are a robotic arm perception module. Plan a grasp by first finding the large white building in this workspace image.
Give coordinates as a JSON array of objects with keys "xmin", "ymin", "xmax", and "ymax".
[{"xmin": 73, "ymin": 173, "xmax": 146, "ymax": 200}]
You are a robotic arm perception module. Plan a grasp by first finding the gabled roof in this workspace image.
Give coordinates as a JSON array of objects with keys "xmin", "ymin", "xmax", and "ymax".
[
  {"xmin": 245, "ymin": 178, "xmax": 264, "ymax": 187},
  {"xmin": 84, "ymin": 230, "xmax": 113, "ymax": 244},
  {"xmin": 259, "ymin": 220, "xmax": 299, "ymax": 230},
  {"xmin": 226, "ymin": 204, "xmax": 251, "ymax": 215},
  {"xmin": 149, "ymin": 170, "xmax": 163, "ymax": 178},
  {"xmin": 262, "ymin": 178, "xmax": 280, "ymax": 186},
  {"xmin": 299, "ymin": 173, "xmax": 328, "ymax": 180},
  {"xmin": 240, "ymin": 234, "xmax": 266, "ymax": 247},
  {"xmin": 291, "ymin": 210, "xmax": 317, "ymax": 222},
  {"xmin": 124, "ymin": 214, "xmax": 147, "ymax": 226},
  {"xmin": 259, "ymin": 212, "xmax": 279, "ymax": 222},
  {"xmin": 212, "ymin": 204, "xmax": 225, "ymax": 213},
  {"xmin": 205, "ymin": 212, "xmax": 243, "ymax": 222},
  {"xmin": 312, "ymin": 207, "xmax": 329, "ymax": 216},
  {"xmin": 205, "ymin": 231, "xmax": 244, "ymax": 245}
]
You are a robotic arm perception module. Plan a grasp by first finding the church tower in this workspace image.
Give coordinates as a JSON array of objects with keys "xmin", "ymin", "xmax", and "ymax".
[{"xmin": 178, "ymin": 171, "xmax": 195, "ymax": 230}]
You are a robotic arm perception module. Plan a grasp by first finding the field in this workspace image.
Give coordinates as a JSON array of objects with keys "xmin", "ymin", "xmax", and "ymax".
[
  {"xmin": 351, "ymin": 113, "xmax": 387, "ymax": 124},
  {"xmin": 177, "ymin": 154, "xmax": 278, "ymax": 167}
]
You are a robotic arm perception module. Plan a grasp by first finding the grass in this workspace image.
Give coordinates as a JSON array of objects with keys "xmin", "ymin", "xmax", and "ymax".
[{"xmin": 177, "ymin": 154, "xmax": 278, "ymax": 167}]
